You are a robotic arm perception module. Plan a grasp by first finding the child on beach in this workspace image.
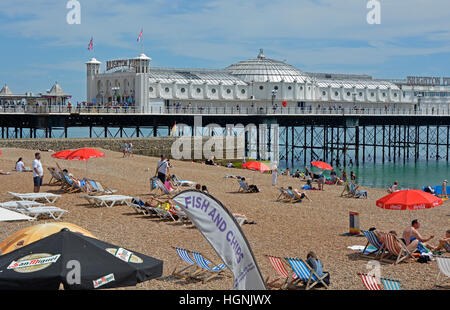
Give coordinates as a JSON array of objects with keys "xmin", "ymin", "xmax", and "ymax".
[
  {"xmin": 388, "ymin": 181, "xmax": 399, "ymax": 193},
  {"xmin": 430, "ymin": 229, "xmax": 450, "ymax": 254},
  {"xmin": 442, "ymin": 179, "xmax": 448, "ymax": 198}
]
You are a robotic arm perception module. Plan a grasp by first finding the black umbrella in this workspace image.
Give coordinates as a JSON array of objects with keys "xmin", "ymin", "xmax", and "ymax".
[{"xmin": 0, "ymin": 229, "xmax": 163, "ymax": 290}]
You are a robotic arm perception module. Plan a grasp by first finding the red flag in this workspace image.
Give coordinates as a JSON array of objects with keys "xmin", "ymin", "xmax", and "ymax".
[{"xmin": 87, "ymin": 37, "xmax": 93, "ymax": 51}]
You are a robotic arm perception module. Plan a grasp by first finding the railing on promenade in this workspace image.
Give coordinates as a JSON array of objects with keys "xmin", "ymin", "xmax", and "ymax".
[{"xmin": 0, "ymin": 105, "xmax": 449, "ymax": 116}]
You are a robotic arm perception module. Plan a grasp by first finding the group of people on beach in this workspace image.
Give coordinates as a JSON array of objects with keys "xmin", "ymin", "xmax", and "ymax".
[
  {"xmin": 370, "ymin": 219, "xmax": 450, "ymax": 255},
  {"xmin": 122, "ymin": 142, "xmax": 133, "ymax": 158}
]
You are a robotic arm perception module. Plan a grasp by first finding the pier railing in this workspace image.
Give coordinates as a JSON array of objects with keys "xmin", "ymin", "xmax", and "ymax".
[{"xmin": 0, "ymin": 105, "xmax": 448, "ymax": 116}]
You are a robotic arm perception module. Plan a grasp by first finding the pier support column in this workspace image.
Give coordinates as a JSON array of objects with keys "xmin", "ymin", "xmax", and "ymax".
[{"xmin": 355, "ymin": 126, "xmax": 360, "ymax": 166}]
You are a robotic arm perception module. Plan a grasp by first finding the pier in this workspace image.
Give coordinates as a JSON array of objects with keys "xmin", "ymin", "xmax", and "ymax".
[{"xmin": 1, "ymin": 105, "xmax": 450, "ymax": 166}]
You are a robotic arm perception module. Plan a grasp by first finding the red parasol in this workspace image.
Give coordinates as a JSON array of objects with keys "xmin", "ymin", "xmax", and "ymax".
[
  {"xmin": 376, "ymin": 190, "xmax": 443, "ymax": 211},
  {"xmin": 51, "ymin": 150, "xmax": 73, "ymax": 160},
  {"xmin": 66, "ymin": 148, "xmax": 105, "ymax": 161},
  {"xmin": 65, "ymin": 148, "xmax": 105, "ymax": 178},
  {"xmin": 242, "ymin": 161, "xmax": 271, "ymax": 172},
  {"xmin": 311, "ymin": 161, "xmax": 333, "ymax": 171}
]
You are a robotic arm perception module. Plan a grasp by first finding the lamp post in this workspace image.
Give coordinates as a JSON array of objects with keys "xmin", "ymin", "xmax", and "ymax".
[
  {"xmin": 111, "ymin": 87, "xmax": 120, "ymax": 106},
  {"xmin": 416, "ymin": 92, "xmax": 423, "ymax": 114},
  {"xmin": 271, "ymin": 89, "xmax": 277, "ymax": 111}
]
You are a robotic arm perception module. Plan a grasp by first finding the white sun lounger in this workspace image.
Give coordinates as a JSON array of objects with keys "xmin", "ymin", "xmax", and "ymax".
[
  {"xmin": 14, "ymin": 204, "xmax": 68, "ymax": 221},
  {"xmin": 8, "ymin": 192, "xmax": 61, "ymax": 203},
  {"xmin": 83, "ymin": 195, "xmax": 133, "ymax": 208},
  {"xmin": 0, "ymin": 208, "xmax": 34, "ymax": 222},
  {"xmin": 0, "ymin": 201, "xmax": 44, "ymax": 211}
]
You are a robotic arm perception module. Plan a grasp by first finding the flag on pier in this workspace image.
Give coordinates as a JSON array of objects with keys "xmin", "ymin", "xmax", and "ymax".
[
  {"xmin": 137, "ymin": 29, "xmax": 143, "ymax": 42},
  {"xmin": 88, "ymin": 37, "xmax": 94, "ymax": 51},
  {"xmin": 170, "ymin": 122, "xmax": 177, "ymax": 136}
]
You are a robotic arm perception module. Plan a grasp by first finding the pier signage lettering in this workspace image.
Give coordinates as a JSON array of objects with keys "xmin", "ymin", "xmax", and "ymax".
[{"xmin": 407, "ymin": 76, "xmax": 450, "ymax": 86}]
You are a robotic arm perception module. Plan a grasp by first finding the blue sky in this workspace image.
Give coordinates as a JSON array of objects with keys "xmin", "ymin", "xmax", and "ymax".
[{"xmin": 0, "ymin": 0, "xmax": 449, "ymax": 103}]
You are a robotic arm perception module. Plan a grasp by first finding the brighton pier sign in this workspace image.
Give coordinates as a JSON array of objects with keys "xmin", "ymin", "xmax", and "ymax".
[
  {"xmin": 407, "ymin": 76, "xmax": 450, "ymax": 87},
  {"xmin": 106, "ymin": 59, "xmax": 141, "ymax": 71}
]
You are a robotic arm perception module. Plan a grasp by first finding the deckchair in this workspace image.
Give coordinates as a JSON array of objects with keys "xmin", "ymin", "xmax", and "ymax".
[
  {"xmin": 83, "ymin": 195, "xmax": 133, "ymax": 208},
  {"xmin": 285, "ymin": 257, "xmax": 329, "ymax": 290},
  {"xmin": 360, "ymin": 230, "xmax": 385, "ymax": 258},
  {"xmin": 237, "ymin": 179, "xmax": 257, "ymax": 193},
  {"xmin": 349, "ymin": 183, "xmax": 368, "ymax": 199},
  {"xmin": 379, "ymin": 233, "xmax": 416, "ymax": 264},
  {"xmin": 340, "ymin": 181, "xmax": 352, "ymax": 197},
  {"xmin": 169, "ymin": 204, "xmax": 191, "ymax": 225},
  {"xmin": 8, "ymin": 192, "xmax": 61, "ymax": 204},
  {"xmin": 264, "ymin": 255, "xmax": 299, "ymax": 289},
  {"xmin": 381, "ymin": 277, "xmax": 402, "ymax": 290},
  {"xmin": 434, "ymin": 256, "xmax": 450, "ymax": 288},
  {"xmin": 61, "ymin": 175, "xmax": 83, "ymax": 193},
  {"xmin": 276, "ymin": 187, "xmax": 287, "ymax": 201},
  {"xmin": 14, "ymin": 204, "xmax": 68, "ymax": 221},
  {"xmin": 191, "ymin": 251, "xmax": 229, "ymax": 283},
  {"xmin": 89, "ymin": 180, "xmax": 117, "ymax": 194},
  {"xmin": 358, "ymin": 273, "xmax": 382, "ymax": 290},
  {"xmin": 47, "ymin": 167, "xmax": 63, "ymax": 185},
  {"xmin": 171, "ymin": 247, "xmax": 203, "ymax": 280},
  {"xmin": 0, "ymin": 200, "xmax": 43, "ymax": 211},
  {"xmin": 171, "ymin": 175, "xmax": 197, "ymax": 187},
  {"xmin": 152, "ymin": 177, "xmax": 177, "ymax": 197}
]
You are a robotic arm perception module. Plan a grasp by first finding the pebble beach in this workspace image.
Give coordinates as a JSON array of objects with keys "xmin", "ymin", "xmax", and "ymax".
[{"xmin": 0, "ymin": 147, "xmax": 448, "ymax": 290}]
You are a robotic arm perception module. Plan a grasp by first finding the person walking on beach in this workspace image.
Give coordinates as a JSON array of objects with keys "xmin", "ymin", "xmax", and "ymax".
[
  {"xmin": 122, "ymin": 142, "xmax": 127, "ymax": 158},
  {"xmin": 32, "ymin": 152, "xmax": 44, "ymax": 193},
  {"xmin": 442, "ymin": 179, "xmax": 448, "ymax": 198},
  {"xmin": 271, "ymin": 162, "xmax": 278, "ymax": 186},
  {"xmin": 155, "ymin": 155, "xmax": 169, "ymax": 183},
  {"xmin": 128, "ymin": 142, "xmax": 133, "ymax": 157}
]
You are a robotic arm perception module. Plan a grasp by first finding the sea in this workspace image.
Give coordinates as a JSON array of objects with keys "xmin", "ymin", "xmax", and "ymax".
[{"xmin": 25, "ymin": 126, "xmax": 450, "ymax": 190}]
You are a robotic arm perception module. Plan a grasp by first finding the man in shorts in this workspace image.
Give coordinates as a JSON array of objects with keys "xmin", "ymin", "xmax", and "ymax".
[
  {"xmin": 155, "ymin": 155, "xmax": 169, "ymax": 183},
  {"xmin": 32, "ymin": 152, "xmax": 44, "ymax": 193}
]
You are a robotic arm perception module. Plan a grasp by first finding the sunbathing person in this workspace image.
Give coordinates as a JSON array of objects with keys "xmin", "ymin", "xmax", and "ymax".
[
  {"xmin": 387, "ymin": 181, "xmax": 399, "ymax": 193},
  {"xmin": 241, "ymin": 177, "xmax": 260, "ymax": 193},
  {"xmin": 292, "ymin": 187, "xmax": 312, "ymax": 202},
  {"xmin": 430, "ymin": 229, "xmax": 450, "ymax": 253},
  {"xmin": 164, "ymin": 178, "xmax": 178, "ymax": 192},
  {"xmin": 390, "ymin": 230, "xmax": 419, "ymax": 253},
  {"xmin": 306, "ymin": 251, "xmax": 330, "ymax": 286},
  {"xmin": 232, "ymin": 213, "xmax": 256, "ymax": 225},
  {"xmin": 0, "ymin": 170, "xmax": 11, "ymax": 175},
  {"xmin": 402, "ymin": 219, "xmax": 434, "ymax": 253}
]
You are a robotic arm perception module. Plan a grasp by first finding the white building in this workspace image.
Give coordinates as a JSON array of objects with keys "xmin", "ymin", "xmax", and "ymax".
[{"xmin": 86, "ymin": 49, "xmax": 450, "ymax": 112}]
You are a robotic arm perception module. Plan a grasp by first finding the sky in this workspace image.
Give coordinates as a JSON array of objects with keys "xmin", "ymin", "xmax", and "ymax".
[{"xmin": 0, "ymin": 0, "xmax": 449, "ymax": 103}]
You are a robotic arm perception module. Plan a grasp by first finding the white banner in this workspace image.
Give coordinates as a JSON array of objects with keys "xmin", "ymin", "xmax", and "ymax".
[{"xmin": 173, "ymin": 190, "xmax": 266, "ymax": 290}]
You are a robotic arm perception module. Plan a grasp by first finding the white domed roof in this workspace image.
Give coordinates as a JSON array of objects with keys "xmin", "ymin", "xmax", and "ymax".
[{"xmin": 226, "ymin": 49, "xmax": 310, "ymax": 83}]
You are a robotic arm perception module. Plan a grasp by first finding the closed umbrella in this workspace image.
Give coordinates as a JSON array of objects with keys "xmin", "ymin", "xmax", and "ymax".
[
  {"xmin": 66, "ymin": 148, "xmax": 105, "ymax": 178},
  {"xmin": 0, "ymin": 229, "xmax": 163, "ymax": 289},
  {"xmin": 376, "ymin": 190, "xmax": 443, "ymax": 211},
  {"xmin": 0, "ymin": 223, "xmax": 96, "ymax": 255}
]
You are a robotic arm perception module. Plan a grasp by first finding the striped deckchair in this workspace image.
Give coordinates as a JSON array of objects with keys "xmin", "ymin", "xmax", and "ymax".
[
  {"xmin": 264, "ymin": 255, "xmax": 299, "ymax": 289},
  {"xmin": 171, "ymin": 247, "xmax": 202, "ymax": 280},
  {"xmin": 361, "ymin": 230, "xmax": 385, "ymax": 258},
  {"xmin": 380, "ymin": 233, "xmax": 415, "ymax": 264},
  {"xmin": 191, "ymin": 251, "xmax": 228, "ymax": 283},
  {"xmin": 285, "ymin": 257, "xmax": 329, "ymax": 290},
  {"xmin": 358, "ymin": 273, "xmax": 382, "ymax": 290},
  {"xmin": 434, "ymin": 256, "xmax": 450, "ymax": 288},
  {"xmin": 381, "ymin": 277, "xmax": 402, "ymax": 290}
]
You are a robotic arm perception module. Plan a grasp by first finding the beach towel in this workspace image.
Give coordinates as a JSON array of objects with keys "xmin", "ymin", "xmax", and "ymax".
[{"xmin": 348, "ymin": 245, "xmax": 378, "ymax": 255}]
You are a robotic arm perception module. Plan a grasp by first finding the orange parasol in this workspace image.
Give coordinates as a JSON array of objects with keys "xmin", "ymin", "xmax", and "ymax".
[{"xmin": 0, "ymin": 222, "xmax": 96, "ymax": 255}]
